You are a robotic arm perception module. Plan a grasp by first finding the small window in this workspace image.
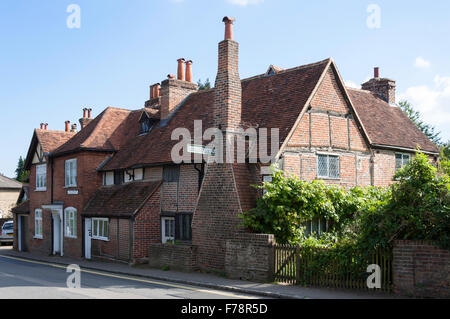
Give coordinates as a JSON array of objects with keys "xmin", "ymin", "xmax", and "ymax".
[
  {"xmin": 317, "ymin": 154, "xmax": 340, "ymax": 179},
  {"xmin": 35, "ymin": 209, "xmax": 43, "ymax": 239},
  {"xmin": 114, "ymin": 170, "xmax": 124, "ymax": 185},
  {"xmin": 304, "ymin": 217, "xmax": 328, "ymax": 237},
  {"xmin": 36, "ymin": 164, "xmax": 47, "ymax": 191},
  {"xmin": 161, "ymin": 217, "xmax": 175, "ymax": 243},
  {"xmin": 163, "ymin": 166, "xmax": 180, "ymax": 182},
  {"xmin": 395, "ymin": 153, "xmax": 411, "ymax": 172},
  {"xmin": 92, "ymin": 218, "xmax": 109, "ymax": 241},
  {"xmin": 64, "ymin": 208, "xmax": 77, "ymax": 238},
  {"xmin": 176, "ymin": 213, "xmax": 192, "ymax": 241},
  {"xmin": 140, "ymin": 117, "xmax": 157, "ymax": 135},
  {"xmin": 65, "ymin": 159, "xmax": 77, "ymax": 187}
]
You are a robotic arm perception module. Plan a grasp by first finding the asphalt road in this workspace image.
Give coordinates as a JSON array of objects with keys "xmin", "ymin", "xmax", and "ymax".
[{"xmin": 0, "ymin": 253, "xmax": 261, "ymax": 299}]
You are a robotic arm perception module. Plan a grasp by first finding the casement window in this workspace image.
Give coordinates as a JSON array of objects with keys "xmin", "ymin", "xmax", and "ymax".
[
  {"xmin": 317, "ymin": 154, "xmax": 340, "ymax": 179},
  {"xmin": 92, "ymin": 218, "xmax": 109, "ymax": 241},
  {"xmin": 34, "ymin": 209, "xmax": 43, "ymax": 239},
  {"xmin": 161, "ymin": 217, "xmax": 175, "ymax": 243},
  {"xmin": 304, "ymin": 217, "xmax": 328, "ymax": 237},
  {"xmin": 35, "ymin": 164, "xmax": 47, "ymax": 191},
  {"xmin": 140, "ymin": 117, "xmax": 157, "ymax": 135},
  {"xmin": 114, "ymin": 170, "xmax": 124, "ymax": 185},
  {"xmin": 163, "ymin": 166, "xmax": 180, "ymax": 182},
  {"xmin": 64, "ymin": 208, "xmax": 77, "ymax": 238},
  {"xmin": 395, "ymin": 153, "xmax": 411, "ymax": 172},
  {"xmin": 102, "ymin": 171, "xmax": 114, "ymax": 186},
  {"xmin": 65, "ymin": 159, "xmax": 77, "ymax": 187},
  {"xmin": 176, "ymin": 213, "xmax": 193, "ymax": 241}
]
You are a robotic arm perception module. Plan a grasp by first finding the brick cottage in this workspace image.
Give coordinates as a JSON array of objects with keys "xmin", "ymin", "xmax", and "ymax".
[{"xmin": 13, "ymin": 17, "xmax": 439, "ymax": 273}]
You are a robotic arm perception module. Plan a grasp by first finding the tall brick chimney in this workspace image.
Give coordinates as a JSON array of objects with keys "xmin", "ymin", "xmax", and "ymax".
[
  {"xmin": 213, "ymin": 16, "xmax": 242, "ymax": 132},
  {"xmin": 361, "ymin": 67, "xmax": 396, "ymax": 105},
  {"xmin": 160, "ymin": 60, "xmax": 197, "ymax": 120},
  {"xmin": 192, "ymin": 16, "xmax": 246, "ymax": 274}
]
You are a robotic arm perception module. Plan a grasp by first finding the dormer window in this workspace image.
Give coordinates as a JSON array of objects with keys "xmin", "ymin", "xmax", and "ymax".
[{"xmin": 139, "ymin": 113, "xmax": 157, "ymax": 135}]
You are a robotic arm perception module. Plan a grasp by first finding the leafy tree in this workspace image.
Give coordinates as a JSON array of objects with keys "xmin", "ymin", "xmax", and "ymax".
[
  {"xmin": 439, "ymin": 141, "xmax": 450, "ymax": 176},
  {"xmin": 398, "ymin": 100, "xmax": 441, "ymax": 145},
  {"xmin": 239, "ymin": 168, "xmax": 387, "ymax": 244},
  {"xmin": 197, "ymin": 78, "xmax": 211, "ymax": 91},
  {"xmin": 358, "ymin": 151, "xmax": 450, "ymax": 250},
  {"xmin": 15, "ymin": 156, "xmax": 29, "ymax": 182}
]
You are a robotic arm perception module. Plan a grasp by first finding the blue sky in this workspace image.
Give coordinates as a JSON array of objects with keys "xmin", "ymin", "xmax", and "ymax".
[{"xmin": 1, "ymin": 0, "xmax": 449, "ymax": 177}]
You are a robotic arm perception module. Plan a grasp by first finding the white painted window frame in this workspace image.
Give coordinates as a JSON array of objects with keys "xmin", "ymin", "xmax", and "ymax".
[
  {"xmin": 64, "ymin": 207, "xmax": 77, "ymax": 238},
  {"xmin": 395, "ymin": 153, "xmax": 411, "ymax": 172},
  {"xmin": 65, "ymin": 159, "xmax": 77, "ymax": 187},
  {"xmin": 35, "ymin": 164, "xmax": 47, "ymax": 191},
  {"xmin": 161, "ymin": 217, "xmax": 175, "ymax": 243},
  {"xmin": 34, "ymin": 209, "xmax": 43, "ymax": 239},
  {"xmin": 92, "ymin": 218, "xmax": 109, "ymax": 241}
]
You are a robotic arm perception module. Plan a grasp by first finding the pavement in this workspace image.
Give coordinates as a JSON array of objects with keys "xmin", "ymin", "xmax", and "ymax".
[{"xmin": 0, "ymin": 246, "xmax": 396, "ymax": 299}]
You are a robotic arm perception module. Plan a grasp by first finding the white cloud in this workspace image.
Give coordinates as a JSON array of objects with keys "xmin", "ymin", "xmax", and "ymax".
[
  {"xmin": 398, "ymin": 75, "xmax": 450, "ymax": 140},
  {"xmin": 414, "ymin": 57, "xmax": 431, "ymax": 69},
  {"xmin": 345, "ymin": 80, "xmax": 360, "ymax": 89},
  {"xmin": 227, "ymin": 0, "xmax": 264, "ymax": 6}
]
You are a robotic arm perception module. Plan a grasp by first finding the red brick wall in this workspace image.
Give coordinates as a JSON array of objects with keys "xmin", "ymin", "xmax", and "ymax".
[
  {"xmin": 193, "ymin": 163, "xmax": 244, "ymax": 273},
  {"xmin": 133, "ymin": 187, "xmax": 161, "ymax": 261},
  {"xmin": 393, "ymin": 240, "xmax": 450, "ymax": 298},
  {"xmin": 283, "ymin": 67, "xmax": 372, "ymax": 188},
  {"xmin": 91, "ymin": 218, "xmax": 130, "ymax": 262},
  {"xmin": 26, "ymin": 151, "xmax": 111, "ymax": 259},
  {"xmin": 372, "ymin": 150, "xmax": 397, "ymax": 187}
]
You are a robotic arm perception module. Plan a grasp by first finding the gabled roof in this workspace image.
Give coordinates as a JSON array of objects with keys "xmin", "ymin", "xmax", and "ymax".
[
  {"xmin": 83, "ymin": 180, "xmax": 161, "ymax": 217},
  {"xmin": 52, "ymin": 107, "xmax": 140, "ymax": 156},
  {"xmin": 347, "ymin": 88, "xmax": 439, "ymax": 154},
  {"xmin": 24, "ymin": 129, "xmax": 75, "ymax": 169},
  {"xmin": 0, "ymin": 175, "xmax": 22, "ymax": 189},
  {"xmin": 101, "ymin": 59, "xmax": 331, "ymax": 170}
]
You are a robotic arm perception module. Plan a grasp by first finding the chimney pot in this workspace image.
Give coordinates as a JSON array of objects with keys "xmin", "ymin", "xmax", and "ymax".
[
  {"xmin": 168, "ymin": 74, "xmax": 176, "ymax": 79},
  {"xmin": 222, "ymin": 16, "xmax": 236, "ymax": 40},
  {"xmin": 88, "ymin": 108, "xmax": 92, "ymax": 119},
  {"xmin": 177, "ymin": 58, "xmax": 186, "ymax": 81},
  {"xmin": 83, "ymin": 108, "xmax": 87, "ymax": 118},
  {"xmin": 71, "ymin": 124, "xmax": 77, "ymax": 133},
  {"xmin": 40, "ymin": 123, "xmax": 44, "ymax": 130},
  {"xmin": 44, "ymin": 123, "xmax": 48, "ymax": 130},
  {"xmin": 65, "ymin": 121, "xmax": 70, "ymax": 132},
  {"xmin": 150, "ymin": 85, "xmax": 154, "ymax": 99},
  {"xmin": 155, "ymin": 83, "xmax": 161, "ymax": 97},
  {"xmin": 374, "ymin": 67, "xmax": 380, "ymax": 78},
  {"xmin": 185, "ymin": 60, "xmax": 193, "ymax": 83}
]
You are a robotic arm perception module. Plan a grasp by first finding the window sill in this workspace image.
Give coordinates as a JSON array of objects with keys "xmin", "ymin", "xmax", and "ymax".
[
  {"xmin": 34, "ymin": 236, "xmax": 43, "ymax": 240},
  {"xmin": 92, "ymin": 237, "xmax": 109, "ymax": 242},
  {"xmin": 64, "ymin": 235, "xmax": 77, "ymax": 239},
  {"xmin": 317, "ymin": 177, "xmax": 341, "ymax": 181},
  {"xmin": 64, "ymin": 186, "xmax": 78, "ymax": 189},
  {"xmin": 35, "ymin": 188, "xmax": 47, "ymax": 192}
]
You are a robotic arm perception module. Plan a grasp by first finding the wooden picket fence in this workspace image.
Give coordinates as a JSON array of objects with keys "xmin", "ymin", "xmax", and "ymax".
[{"xmin": 274, "ymin": 244, "xmax": 393, "ymax": 292}]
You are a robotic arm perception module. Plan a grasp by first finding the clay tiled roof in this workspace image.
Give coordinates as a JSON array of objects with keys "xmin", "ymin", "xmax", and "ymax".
[
  {"xmin": 102, "ymin": 59, "xmax": 330, "ymax": 170},
  {"xmin": 12, "ymin": 200, "xmax": 29, "ymax": 215},
  {"xmin": 83, "ymin": 180, "xmax": 161, "ymax": 217},
  {"xmin": 35, "ymin": 130, "xmax": 75, "ymax": 153},
  {"xmin": 52, "ymin": 107, "xmax": 141, "ymax": 156},
  {"xmin": 347, "ymin": 88, "xmax": 439, "ymax": 154}
]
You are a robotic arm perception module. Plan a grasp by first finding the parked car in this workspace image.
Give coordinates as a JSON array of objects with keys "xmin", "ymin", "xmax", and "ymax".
[{"xmin": 0, "ymin": 221, "xmax": 14, "ymax": 245}]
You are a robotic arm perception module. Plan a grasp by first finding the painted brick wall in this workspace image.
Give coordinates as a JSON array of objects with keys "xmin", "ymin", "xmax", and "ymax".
[
  {"xmin": 393, "ymin": 240, "xmax": 450, "ymax": 298},
  {"xmin": 225, "ymin": 233, "xmax": 275, "ymax": 282}
]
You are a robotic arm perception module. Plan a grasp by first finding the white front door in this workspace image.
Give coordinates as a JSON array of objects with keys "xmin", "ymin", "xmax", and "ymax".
[
  {"xmin": 52, "ymin": 211, "xmax": 63, "ymax": 256},
  {"xmin": 84, "ymin": 218, "xmax": 92, "ymax": 259},
  {"xmin": 161, "ymin": 217, "xmax": 175, "ymax": 243}
]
